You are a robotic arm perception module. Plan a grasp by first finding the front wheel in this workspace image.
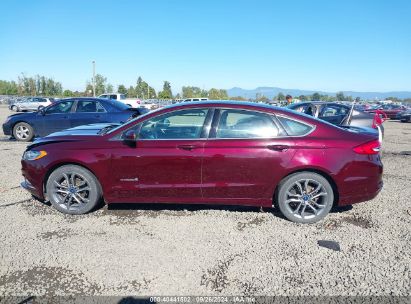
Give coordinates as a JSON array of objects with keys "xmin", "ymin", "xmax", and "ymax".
[
  {"xmin": 46, "ymin": 165, "xmax": 102, "ymax": 214},
  {"xmin": 13, "ymin": 122, "xmax": 34, "ymax": 141},
  {"xmin": 276, "ymin": 172, "xmax": 334, "ymax": 224},
  {"xmin": 11, "ymin": 105, "xmax": 18, "ymax": 112}
]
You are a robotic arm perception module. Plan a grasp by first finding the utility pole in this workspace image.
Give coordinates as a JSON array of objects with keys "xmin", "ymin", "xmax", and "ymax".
[{"xmin": 92, "ymin": 60, "xmax": 96, "ymax": 97}]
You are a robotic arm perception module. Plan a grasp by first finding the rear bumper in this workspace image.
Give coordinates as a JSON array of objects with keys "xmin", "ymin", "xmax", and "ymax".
[{"xmin": 338, "ymin": 180, "xmax": 383, "ymax": 206}]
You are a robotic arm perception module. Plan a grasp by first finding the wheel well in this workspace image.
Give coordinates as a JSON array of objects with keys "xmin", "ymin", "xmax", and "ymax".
[
  {"xmin": 273, "ymin": 168, "xmax": 339, "ymax": 207},
  {"xmin": 43, "ymin": 162, "xmax": 102, "ymax": 196}
]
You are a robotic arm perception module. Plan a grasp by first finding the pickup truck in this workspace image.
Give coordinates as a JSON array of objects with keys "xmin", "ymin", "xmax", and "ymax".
[{"xmin": 98, "ymin": 93, "xmax": 141, "ymax": 108}]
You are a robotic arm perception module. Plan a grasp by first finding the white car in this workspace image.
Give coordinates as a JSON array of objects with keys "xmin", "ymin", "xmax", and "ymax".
[
  {"xmin": 10, "ymin": 97, "xmax": 54, "ymax": 112},
  {"xmin": 98, "ymin": 93, "xmax": 141, "ymax": 108}
]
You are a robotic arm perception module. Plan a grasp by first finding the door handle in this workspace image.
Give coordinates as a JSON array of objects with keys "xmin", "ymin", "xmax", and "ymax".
[
  {"xmin": 177, "ymin": 144, "xmax": 198, "ymax": 151},
  {"xmin": 267, "ymin": 144, "xmax": 289, "ymax": 151}
]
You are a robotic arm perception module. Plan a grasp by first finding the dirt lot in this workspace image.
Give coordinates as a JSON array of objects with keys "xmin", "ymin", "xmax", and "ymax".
[{"xmin": 0, "ymin": 105, "xmax": 410, "ymax": 296}]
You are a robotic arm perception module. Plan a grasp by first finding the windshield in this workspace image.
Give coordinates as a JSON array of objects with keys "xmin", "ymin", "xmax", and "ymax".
[{"xmin": 106, "ymin": 108, "xmax": 154, "ymax": 134}]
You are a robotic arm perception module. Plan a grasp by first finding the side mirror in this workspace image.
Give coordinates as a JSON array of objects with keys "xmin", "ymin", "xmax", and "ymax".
[
  {"xmin": 123, "ymin": 130, "xmax": 137, "ymax": 144},
  {"xmin": 39, "ymin": 108, "xmax": 46, "ymax": 116}
]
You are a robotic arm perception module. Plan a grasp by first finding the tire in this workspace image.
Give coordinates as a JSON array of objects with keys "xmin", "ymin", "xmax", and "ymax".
[
  {"xmin": 46, "ymin": 165, "xmax": 102, "ymax": 215},
  {"xmin": 11, "ymin": 105, "xmax": 18, "ymax": 112},
  {"xmin": 13, "ymin": 122, "xmax": 34, "ymax": 142},
  {"xmin": 276, "ymin": 172, "xmax": 334, "ymax": 224}
]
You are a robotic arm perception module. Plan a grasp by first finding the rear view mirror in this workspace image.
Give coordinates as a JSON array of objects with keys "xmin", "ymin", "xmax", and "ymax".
[{"xmin": 39, "ymin": 108, "xmax": 46, "ymax": 116}]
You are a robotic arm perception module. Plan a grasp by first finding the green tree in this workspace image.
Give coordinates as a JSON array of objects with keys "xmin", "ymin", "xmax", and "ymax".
[
  {"xmin": 106, "ymin": 83, "xmax": 114, "ymax": 93},
  {"xmin": 63, "ymin": 89, "xmax": 74, "ymax": 97},
  {"xmin": 158, "ymin": 81, "xmax": 173, "ymax": 99},
  {"xmin": 118, "ymin": 84, "xmax": 127, "ymax": 94},
  {"xmin": 277, "ymin": 92, "xmax": 285, "ymax": 101},
  {"xmin": 127, "ymin": 86, "xmax": 136, "ymax": 98},
  {"xmin": 336, "ymin": 91, "xmax": 345, "ymax": 101},
  {"xmin": 312, "ymin": 92, "xmax": 321, "ymax": 101}
]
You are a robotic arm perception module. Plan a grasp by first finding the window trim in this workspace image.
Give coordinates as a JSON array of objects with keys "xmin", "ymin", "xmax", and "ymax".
[
  {"xmin": 112, "ymin": 107, "xmax": 214, "ymax": 141},
  {"xmin": 209, "ymin": 108, "xmax": 283, "ymax": 140},
  {"xmin": 275, "ymin": 114, "xmax": 316, "ymax": 137}
]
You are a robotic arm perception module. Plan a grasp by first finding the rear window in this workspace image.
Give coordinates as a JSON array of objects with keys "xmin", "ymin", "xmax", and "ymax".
[
  {"xmin": 103, "ymin": 99, "xmax": 131, "ymax": 111},
  {"xmin": 277, "ymin": 116, "xmax": 313, "ymax": 136}
]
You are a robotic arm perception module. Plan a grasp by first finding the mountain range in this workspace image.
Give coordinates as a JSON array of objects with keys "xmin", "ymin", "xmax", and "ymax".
[{"xmin": 227, "ymin": 87, "xmax": 411, "ymax": 100}]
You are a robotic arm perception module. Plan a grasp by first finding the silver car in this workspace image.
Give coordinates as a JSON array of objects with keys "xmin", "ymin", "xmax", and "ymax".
[{"xmin": 10, "ymin": 97, "xmax": 53, "ymax": 112}]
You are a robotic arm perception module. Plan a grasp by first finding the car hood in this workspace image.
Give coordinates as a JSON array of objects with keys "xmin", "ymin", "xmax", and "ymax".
[
  {"xmin": 27, "ymin": 123, "xmax": 121, "ymax": 150},
  {"xmin": 6, "ymin": 111, "xmax": 37, "ymax": 120},
  {"xmin": 47, "ymin": 123, "xmax": 121, "ymax": 137}
]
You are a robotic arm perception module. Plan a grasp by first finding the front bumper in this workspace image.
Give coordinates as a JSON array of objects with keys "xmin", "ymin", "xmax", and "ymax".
[
  {"xmin": 2, "ymin": 123, "xmax": 12, "ymax": 136},
  {"xmin": 20, "ymin": 178, "xmax": 43, "ymax": 199}
]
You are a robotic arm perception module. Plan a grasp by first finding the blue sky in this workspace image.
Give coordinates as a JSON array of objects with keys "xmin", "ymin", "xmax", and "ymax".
[{"xmin": 0, "ymin": 0, "xmax": 410, "ymax": 93}]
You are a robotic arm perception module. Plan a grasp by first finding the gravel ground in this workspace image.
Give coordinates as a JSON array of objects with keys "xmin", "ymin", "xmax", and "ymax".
[{"xmin": 0, "ymin": 105, "xmax": 410, "ymax": 297}]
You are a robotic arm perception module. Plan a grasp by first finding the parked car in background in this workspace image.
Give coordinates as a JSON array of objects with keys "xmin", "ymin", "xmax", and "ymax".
[
  {"xmin": 396, "ymin": 108, "xmax": 411, "ymax": 122},
  {"xmin": 287, "ymin": 102, "xmax": 385, "ymax": 135},
  {"xmin": 9, "ymin": 97, "xmax": 54, "ymax": 112},
  {"xmin": 98, "ymin": 93, "xmax": 141, "ymax": 108},
  {"xmin": 3, "ymin": 98, "xmax": 149, "ymax": 141},
  {"xmin": 365, "ymin": 104, "xmax": 407, "ymax": 119},
  {"xmin": 20, "ymin": 101, "xmax": 382, "ymax": 224},
  {"xmin": 183, "ymin": 98, "xmax": 208, "ymax": 102}
]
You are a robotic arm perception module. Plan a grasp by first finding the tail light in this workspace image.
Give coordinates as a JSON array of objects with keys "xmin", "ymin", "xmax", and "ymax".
[
  {"xmin": 372, "ymin": 110, "xmax": 387, "ymax": 128},
  {"xmin": 353, "ymin": 140, "xmax": 381, "ymax": 155}
]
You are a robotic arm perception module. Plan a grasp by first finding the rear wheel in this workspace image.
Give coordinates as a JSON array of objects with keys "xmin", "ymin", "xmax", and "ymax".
[
  {"xmin": 13, "ymin": 122, "xmax": 34, "ymax": 141},
  {"xmin": 46, "ymin": 165, "xmax": 102, "ymax": 215},
  {"xmin": 11, "ymin": 105, "xmax": 18, "ymax": 112},
  {"xmin": 276, "ymin": 172, "xmax": 334, "ymax": 224}
]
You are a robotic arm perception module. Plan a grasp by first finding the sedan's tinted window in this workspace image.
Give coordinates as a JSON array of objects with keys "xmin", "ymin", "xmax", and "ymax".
[
  {"xmin": 277, "ymin": 116, "xmax": 313, "ymax": 136},
  {"xmin": 109, "ymin": 95, "xmax": 118, "ymax": 100},
  {"xmin": 46, "ymin": 101, "xmax": 73, "ymax": 114},
  {"xmin": 139, "ymin": 108, "xmax": 209, "ymax": 139},
  {"xmin": 320, "ymin": 105, "xmax": 348, "ymax": 117},
  {"xmin": 216, "ymin": 109, "xmax": 278, "ymax": 138},
  {"xmin": 76, "ymin": 100, "xmax": 97, "ymax": 112}
]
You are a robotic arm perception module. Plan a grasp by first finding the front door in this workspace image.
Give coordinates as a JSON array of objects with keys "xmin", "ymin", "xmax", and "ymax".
[
  {"xmin": 108, "ymin": 108, "xmax": 212, "ymax": 203},
  {"xmin": 202, "ymin": 108, "xmax": 296, "ymax": 206},
  {"xmin": 39, "ymin": 100, "xmax": 74, "ymax": 136}
]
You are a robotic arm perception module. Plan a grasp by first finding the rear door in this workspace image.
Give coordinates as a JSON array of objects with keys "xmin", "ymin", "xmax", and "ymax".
[
  {"xmin": 201, "ymin": 108, "xmax": 296, "ymax": 206},
  {"xmin": 71, "ymin": 99, "xmax": 109, "ymax": 127}
]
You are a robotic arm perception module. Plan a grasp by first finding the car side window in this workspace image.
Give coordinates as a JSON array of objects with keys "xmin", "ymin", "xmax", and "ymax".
[
  {"xmin": 96, "ymin": 102, "xmax": 106, "ymax": 112},
  {"xmin": 109, "ymin": 95, "xmax": 118, "ymax": 100},
  {"xmin": 139, "ymin": 108, "xmax": 209, "ymax": 139},
  {"xmin": 46, "ymin": 101, "xmax": 73, "ymax": 114},
  {"xmin": 76, "ymin": 100, "xmax": 97, "ymax": 113},
  {"xmin": 216, "ymin": 109, "xmax": 279, "ymax": 138},
  {"xmin": 321, "ymin": 105, "xmax": 347, "ymax": 117},
  {"xmin": 277, "ymin": 116, "xmax": 313, "ymax": 136}
]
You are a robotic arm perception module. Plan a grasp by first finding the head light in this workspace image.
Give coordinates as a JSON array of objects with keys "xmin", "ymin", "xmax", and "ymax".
[{"xmin": 23, "ymin": 150, "xmax": 47, "ymax": 161}]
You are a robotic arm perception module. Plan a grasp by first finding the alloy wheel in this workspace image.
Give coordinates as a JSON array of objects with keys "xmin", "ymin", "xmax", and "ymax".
[
  {"xmin": 15, "ymin": 125, "xmax": 30, "ymax": 140},
  {"xmin": 284, "ymin": 179, "xmax": 328, "ymax": 220},
  {"xmin": 51, "ymin": 172, "xmax": 91, "ymax": 211}
]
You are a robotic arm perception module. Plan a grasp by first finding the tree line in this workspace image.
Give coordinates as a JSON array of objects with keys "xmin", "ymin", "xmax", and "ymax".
[{"xmin": 1, "ymin": 73, "xmax": 410, "ymax": 104}]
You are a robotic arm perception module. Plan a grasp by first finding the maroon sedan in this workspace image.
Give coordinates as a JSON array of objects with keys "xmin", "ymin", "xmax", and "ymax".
[
  {"xmin": 21, "ymin": 101, "xmax": 383, "ymax": 223},
  {"xmin": 365, "ymin": 104, "xmax": 406, "ymax": 119}
]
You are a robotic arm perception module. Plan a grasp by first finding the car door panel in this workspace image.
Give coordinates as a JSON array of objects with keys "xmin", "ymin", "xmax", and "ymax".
[
  {"xmin": 202, "ymin": 138, "xmax": 295, "ymax": 206},
  {"xmin": 107, "ymin": 107, "xmax": 211, "ymax": 204},
  {"xmin": 108, "ymin": 140, "xmax": 205, "ymax": 203}
]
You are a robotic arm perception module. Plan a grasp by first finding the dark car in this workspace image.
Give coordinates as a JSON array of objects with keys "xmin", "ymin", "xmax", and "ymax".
[
  {"xmin": 3, "ymin": 98, "xmax": 149, "ymax": 141},
  {"xmin": 365, "ymin": 103, "xmax": 406, "ymax": 119},
  {"xmin": 287, "ymin": 102, "xmax": 384, "ymax": 134},
  {"xmin": 20, "ymin": 101, "xmax": 383, "ymax": 224},
  {"xmin": 396, "ymin": 108, "xmax": 411, "ymax": 122}
]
